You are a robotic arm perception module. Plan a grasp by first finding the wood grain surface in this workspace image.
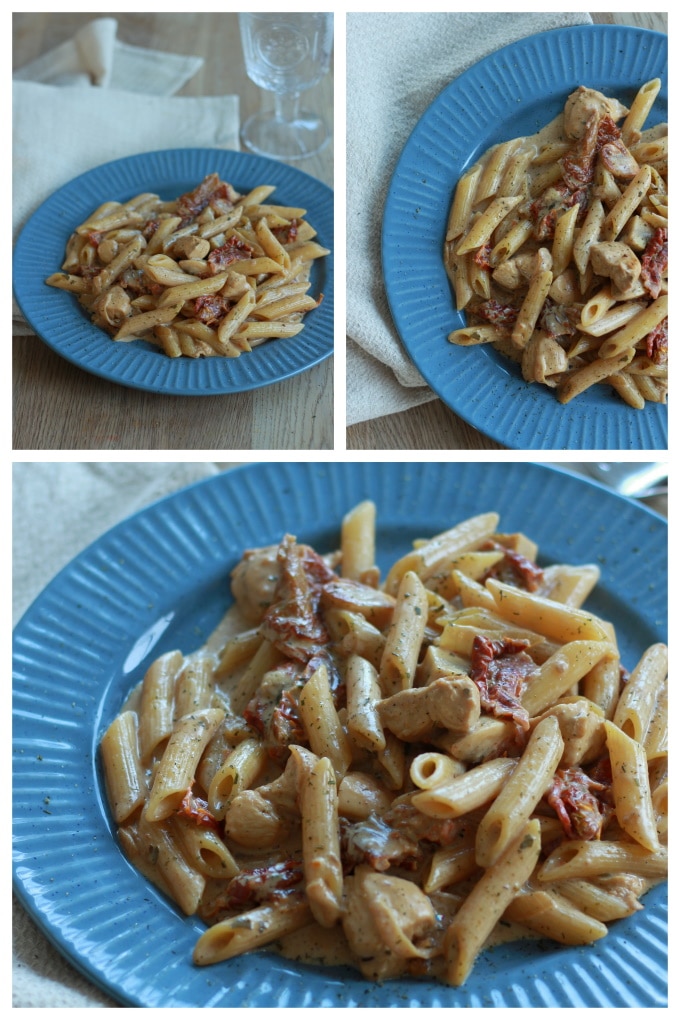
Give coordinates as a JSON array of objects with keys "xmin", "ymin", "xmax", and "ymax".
[
  {"xmin": 347, "ymin": 12, "xmax": 667, "ymax": 451},
  {"xmin": 13, "ymin": 12, "xmax": 334, "ymax": 451}
]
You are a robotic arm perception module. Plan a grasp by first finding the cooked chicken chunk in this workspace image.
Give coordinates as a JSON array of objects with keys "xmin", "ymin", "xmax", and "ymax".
[
  {"xmin": 342, "ymin": 866, "xmax": 436, "ymax": 981},
  {"xmin": 563, "ymin": 86, "xmax": 629, "ymax": 141},
  {"xmin": 378, "ymin": 676, "xmax": 480, "ymax": 741},
  {"xmin": 590, "ymin": 241, "xmax": 641, "ymax": 296}
]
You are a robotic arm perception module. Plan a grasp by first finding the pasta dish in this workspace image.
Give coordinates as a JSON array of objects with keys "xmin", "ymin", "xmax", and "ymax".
[
  {"xmin": 46, "ymin": 175, "xmax": 329, "ymax": 358},
  {"xmin": 444, "ymin": 81, "xmax": 667, "ymax": 408},
  {"xmin": 100, "ymin": 504, "xmax": 667, "ymax": 986}
]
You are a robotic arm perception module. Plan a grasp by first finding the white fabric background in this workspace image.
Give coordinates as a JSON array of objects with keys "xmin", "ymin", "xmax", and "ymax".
[
  {"xmin": 346, "ymin": 11, "xmax": 593, "ymax": 425},
  {"xmin": 13, "ymin": 17, "xmax": 239, "ymax": 332}
]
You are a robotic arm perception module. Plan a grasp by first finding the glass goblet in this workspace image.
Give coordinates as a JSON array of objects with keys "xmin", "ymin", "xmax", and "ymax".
[{"xmin": 238, "ymin": 12, "xmax": 333, "ymax": 161}]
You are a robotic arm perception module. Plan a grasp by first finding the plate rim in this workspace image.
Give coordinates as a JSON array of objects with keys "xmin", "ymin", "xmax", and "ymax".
[
  {"xmin": 13, "ymin": 147, "xmax": 334, "ymax": 395},
  {"xmin": 381, "ymin": 23, "xmax": 668, "ymax": 450}
]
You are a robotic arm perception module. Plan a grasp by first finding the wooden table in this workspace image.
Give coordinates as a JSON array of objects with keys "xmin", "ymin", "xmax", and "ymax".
[
  {"xmin": 13, "ymin": 12, "xmax": 334, "ymax": 450},
  {"xmin": 347, "ymin": 11, "xmax": 667, "ymax": 451}
]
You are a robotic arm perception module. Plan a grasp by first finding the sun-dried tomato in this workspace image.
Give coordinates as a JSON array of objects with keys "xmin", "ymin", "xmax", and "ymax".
[
  {"xmin": 177, "ymin": 787, "xmax": 219, "ymax": 830},
  {"xmin": 261, "ymin": 536, "xmax": 338, "ymax": 663},
  {"xmin": 193, "ymin": 294, "xmax": 230, "ymax": 325},
  {"xmin": 469, "ymin": 636, "xmax": 534, "ymax": 733},
  {"xmin": 207, "ymin": 237, "xmax": 254, "ymax": 274},
  {"xmin": 544, "ymin": 765, "xmax": 611, "ymax": 840},
  {"xmin": 480, "ymin": 540, "xmax": 544, "ymax": 592},
  {"xmin": 176, "ymin": 173, "xmax": 237, "ymax": 224},
  {"xmin": 645, "ymin": 316, "xmax": 668, "ymax": 364},
  {"xmin": 641, "ymin": 227, "xmax": 668, "ymax": 300},
  {"xmin": 470, "ymin": 299, "xmax": 519, "ymax": 335},
  {"xmin": 223, "ymin": 860, "xmax": 303, "ymax": 909}
]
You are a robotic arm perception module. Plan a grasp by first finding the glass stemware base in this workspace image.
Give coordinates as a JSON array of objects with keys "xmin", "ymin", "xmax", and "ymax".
[{"xmin": 240, "ymin": 109, "xmax": 330, "ymax": 161}]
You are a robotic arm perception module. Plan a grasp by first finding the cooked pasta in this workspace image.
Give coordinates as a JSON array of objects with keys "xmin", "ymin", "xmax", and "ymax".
[
  {"xmin": 100, "ymin": 505, "xmax": 667, "ymax": 986},
  {"xmin": 46, "ymin": 174, "xmax": 329, "ymax": 358},
  {"xmin": 444, "ymin": 81, "xmax": 667, "ymax": 408}
]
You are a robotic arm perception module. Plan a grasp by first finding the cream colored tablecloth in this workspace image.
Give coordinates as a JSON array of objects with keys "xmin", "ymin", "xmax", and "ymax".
[{"xmin": 13, "ymin": 17, "xmax": 239, "ymax": 332}]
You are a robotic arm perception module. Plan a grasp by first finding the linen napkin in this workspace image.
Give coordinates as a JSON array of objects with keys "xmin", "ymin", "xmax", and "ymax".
[
  {"xmin": 13, "ymin": 17, "xmax": 239, "ymax": 333},
  {"xmin": 12, "ymin": 461, "xmax": 242, "ymax": 1008},
  {"xmin": 346, "ymin": 12, "xmax": 593, "ymax": 426}
]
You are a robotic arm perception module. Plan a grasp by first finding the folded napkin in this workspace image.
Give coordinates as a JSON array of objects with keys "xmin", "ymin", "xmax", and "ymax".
[
  {"xmin": 346, "ymin": 11, "xmax": 593, "ymax": 426},
  {"xmin": 12, "ymin": 461, "xmax": 242, "ymax": 1008},
  {"xmin": 13, "ymin": 18, "xmax": 239, "ymax": 332}
]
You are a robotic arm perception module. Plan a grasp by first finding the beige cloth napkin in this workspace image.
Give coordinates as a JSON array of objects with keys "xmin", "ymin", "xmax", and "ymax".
[
  {"xmin": 12, "ymin": 462, "xmax": 242, "ymax": 1008},
  {"xmin": 13, "ymin": 17, "xmax": 239, "ymax": 332},
  {"xmin": 346, "ymin": 11, "xmax": 593, "ymax": 426}
]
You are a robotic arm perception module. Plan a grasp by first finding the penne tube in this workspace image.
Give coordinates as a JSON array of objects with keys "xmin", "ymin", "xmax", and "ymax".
[
  {"xmin": 100, "ymin": 710, "xmax": 147, "ymax": 823},
  {"xmin": 444, "ymin": 819, "xmax": 541, "ymax": 986},
  {"xmin": 145, "ymin": 707, "xmax": 225, "ymax": 822},
  {"xmin": 138, "ymin": 650, "xmax": 184, "ymax": 762},
  {"xmin": 474, "ymin": 715, "xmax": 563, "ymax": 867},
  {"xmin": 538, "ymin": 840, "xmax": 668, "ymax": 882},
  {"xmin": 504, "ymin": 889, "xmax": 608, "ymax": 944},
  {"xmin": 293, "ymin": 747, "xmax": 343, "ymax": 927},
  {"xmin": 605, "ymin": 720, "xmax": 660, "ymax": 852},
  {"xmin": 446, "ymin": 163, "xmax": 482, "ymax": 241},
  {"xmin": 207, "ymin": 737, "xmax": 267, "ymax": 819},
  {"xmin": 299, "ymin": 663, "xmax": 353, "ymax": 777},
  {"xmin": 455, "ymin": 196, "xmax": 523, "ymax": 255},
  {"xmin": 412, "ymin": 757, "xmax": 517, "ymax": 818},
  {"xmin": 424, "ymin": 842, "xmax": 478, "ymax": 894},
  {"xmin": 194, "ymin": 896, "xmax": 312, "ymax": 964},
  {"xmin": 602, "ymin": 165, "xmax": 652, "ymax": 241},
  {"xmin": 378, "ymin": 570, "xmax": 428, "ymax": 695},
  {"xmin": 612, "ymin": 642, "xmax": 667, "ymax": 741},
  {"xmin": 622, "ymin": 79, "xmax": 661, "ymax": 145},
  {"xmin": 169, "ymin": 815, "xmax": 239, "ymax": 880},
  {"xmin": 484, "ymin": 578, "xmax": 611, "ymax": 643},
  {"xmin": 521, "ymin": 640, "xmax": 614, "ymax": 716},
  {"xmin": 409, "ymin": 751, "xmax": 466, "ymax": 790},
  {"xmin": 345, "ymin": 654, "xmax": 386, "ymax": 752},
  {"xmin": 384, "ymin": 513, "xmax": 499, "ymax": 595}
]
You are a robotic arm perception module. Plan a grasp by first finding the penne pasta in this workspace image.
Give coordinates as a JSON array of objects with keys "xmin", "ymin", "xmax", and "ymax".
[
  {"xmin": 46, "ymin": 173, "xmax": 328, "ymax": 359},
  {"xmin": 99, "ymin": 505, "xmax": 667, "ymax": 990},
  {"xmin": 444, "ymin": 81, "xmax": 667, "ymax": 406}
]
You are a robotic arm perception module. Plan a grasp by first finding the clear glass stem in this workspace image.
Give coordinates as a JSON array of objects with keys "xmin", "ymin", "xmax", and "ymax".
[{"xmin": 273, "ymin": 91, "xmax": 302, "ymax": 124}]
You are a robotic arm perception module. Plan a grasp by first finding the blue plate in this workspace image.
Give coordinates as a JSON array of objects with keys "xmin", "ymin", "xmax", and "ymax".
[
  {"xmin": 13, "ymin": 462, "xmax": 667, "ymax": 1007},
  {"xmin": 13, "ymin": 149, "xmax": 333, "ymax": 395},
  {"xmin": 382, "ymin": 26, "xmax": 668, "ymax": 450}
]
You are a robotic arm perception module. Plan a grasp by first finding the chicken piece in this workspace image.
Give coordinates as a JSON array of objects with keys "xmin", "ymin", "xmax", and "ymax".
[
  {"xmin": 492, "ymin": 253, "xmax": 540, "ymax": 291},
  {"xmin": 599, "ymin": 138, "xmax": 639, "ymax": 179},
  {"xmin": 621, "ymin": 214, "xmax": 656, "ymax": 252},
  {"xmin": 321, "ymin": 577, "xmax": 396, "ymax": 629},
  {"xmin": 549, "ymin": 268, "xmax": 580, "ymax": 306},
  {"xmin": 378, "ymin": 677, "xmax": 480, "ymax": 741},
  {"xmin": 92, "ymin": 285, "xmax": 132, "ymax": 329},
  {"xmin": 166, "ymin": 235, "xmax": 211, "ymax": 260},
  {"xmin": 342, "ymin": 866, "xmax": 436, "ymax": 981},
  {"xmin": 231, "ymin": 544, "xmax": 281, "ymax": 623},
  {"xmin": 531, "ymin": 697, "xmax": 605, "ymax": 767},
  {"xmin": 221, "ymin": 270, "xmax": 254, "ymax": 301},
  {"xmin": 590, "ymin": 241, "xmax": 641, "ymax": 297},
  {"xmin": 224, "ymin": 789, "xmax": 285, "ymax": 848},
  {"xmin": 521, "ymin": 331, "xmax": 569, "ymax": 386},
  {"xmin": 563, "ymin": 87, "xmax": 628, "ymax": 141}
]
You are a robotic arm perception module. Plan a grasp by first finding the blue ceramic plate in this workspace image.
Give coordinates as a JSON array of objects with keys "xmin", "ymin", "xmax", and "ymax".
[
  {"xmin": 13, "ymin": 149, "xmax": 333, "ymax": 394},
  {"xmin": 382, "ymin": 25, "xmax": 668, "ymax": 450},
  {"xmin": 13, "ymin": 462, "xmax": 667, "ymax": 1007}
]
